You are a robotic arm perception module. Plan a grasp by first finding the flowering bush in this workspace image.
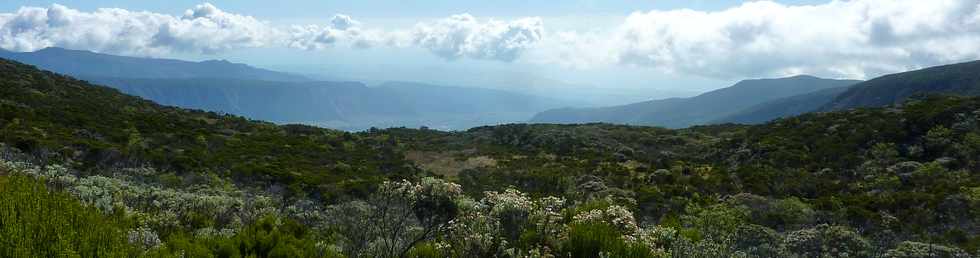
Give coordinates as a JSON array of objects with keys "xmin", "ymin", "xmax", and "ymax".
[
  {"xmin": 884, "ymin": 241, "xmax": 971, "ymax": 258},
  {"xmin": 783, "ymin": 224, "xmax": 870, "ymax": 258},
  {"xmin": 127, "ymin": 227, "xmax": 162, "ymax": 249},
  {"xmin": 573, "ymin": 205, "xmax": 641, "ymax": 237}
]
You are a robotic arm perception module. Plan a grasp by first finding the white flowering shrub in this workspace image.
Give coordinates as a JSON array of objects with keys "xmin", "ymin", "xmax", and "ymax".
[
  {"xmin": 573, "ymin": 205, "xmax": 641, "ymax": 238},
  {"xmin": 127, "ymin": 227, "xmax": 162, "ymax": 249},
  {"xmin": 528, "ymin": 196, "xmax": 567, "ymax": 247},
  {"xmin": 441, "ymin": 203, "xmax": 507, "ymax": 257},
  {"xmin": 329, "ymin": 177, "xmax": 465, "ymax": 258},
  {"xmin": 484, "ymin": 188, "xmax": 536, "ymax": 242},
  {"xmin": 884, "ymin": 241, "xmax": 971, "ymax": 258},
  {"xmin": 783, "ymin": 224, "xmax": 870, "ymax": 258}
]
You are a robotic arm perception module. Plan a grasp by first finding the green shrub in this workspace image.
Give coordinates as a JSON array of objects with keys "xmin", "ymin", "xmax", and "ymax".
[
  {"xmin": 0, "ymin": 175, "xmax": 138, "ymax": 257},
  {"xmin": 561, "ymin": 222, "xmax": 661, "ymax": 258}
]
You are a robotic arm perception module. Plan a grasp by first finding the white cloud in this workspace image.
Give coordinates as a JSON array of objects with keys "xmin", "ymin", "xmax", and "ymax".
[
  {"xmin": 0, "ymin": 3, "xmax": 278, "ymax": 56},
  {"xmin": 406, "ymin": 14, "xmax": 544, "ymax": 62},
  {"xmin": 330, "ymin": 14, "xmax": 358, "ymax": 30},
  {"xmin": 0, "ymin": 3, "xmax": 542, "ymax": 62},
  {"xmin": 585, "ymin": 0, "xmax": 980, "ymax": 79},
  {"xmin": 3, "ymin": 1, "xmax": 976, "ymax": 76}
]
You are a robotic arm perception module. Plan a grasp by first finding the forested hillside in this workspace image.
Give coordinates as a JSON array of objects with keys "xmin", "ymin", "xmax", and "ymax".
[
  {"xmin": 1, "ymin": 58, "xmax": 978, "ymax": 257},
  {"xmin": 823, "ymin": 60, "xmax": 980, "ymax": 111}
]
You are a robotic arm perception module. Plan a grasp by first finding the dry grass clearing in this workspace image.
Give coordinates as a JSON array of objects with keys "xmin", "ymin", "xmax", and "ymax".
[{"xmin": 404, "ymin": 150, "xmax": 498, "ymax": 179}]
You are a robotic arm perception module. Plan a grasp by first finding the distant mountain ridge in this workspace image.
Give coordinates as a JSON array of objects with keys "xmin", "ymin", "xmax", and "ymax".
[
  {"xmin": 0, "ymin": 48, "xmax": 573, "ymax": 131},
  {"xmin": 531, "ymin": 75, "xmax": 861, "ymax": 128},
  {"xmin": 712, "ymin": 86, "xmax": 852, "ymax": 124},
  {"xmin": 821, "ymin": 60, "xmax": 980, "ymax": 111},
  {"xmin": 85, "ymin": 77, "xmax": 405, "ymax": 124},
  {"xmin": 714, "ymin": 59, "xmax": 980, "ymax": 125},
  {"xmin": 87, "ymin": 78, "xmax": 568, "ymax": 131},
  {"xmin": 0, "ymin": 47, "xmax": 309, "ymax": 82}
]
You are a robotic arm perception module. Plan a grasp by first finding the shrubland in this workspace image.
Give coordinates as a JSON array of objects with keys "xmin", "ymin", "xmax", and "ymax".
[{"xmin": 0, "ymin": 58, "xmax": 978, "ymax": 257}]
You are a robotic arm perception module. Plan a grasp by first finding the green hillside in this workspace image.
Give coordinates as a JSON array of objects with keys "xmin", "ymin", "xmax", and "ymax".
[
  {"xmin": 1, "ymin": 58, "xmax": 978, "ymax": 257},
  {"xmin": 823, "ymin": 60, "xmax": 980, "ymax": 111}
]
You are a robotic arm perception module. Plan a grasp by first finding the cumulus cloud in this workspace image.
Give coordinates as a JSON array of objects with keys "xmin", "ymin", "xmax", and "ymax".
[
  {"xmin": 0, "ymin": 3, "xmax": 278, "ymax": 56},
  {"xmin": 592, "ymin": 0, "xmax": 980, "ymax": 79},
  {"xmin": 0, "ymin": 3, "xmax": 542, "ymax": 62},
  {"xmin": 330, "ymin": 14, "xmax": 358, "ymax": 30},
  {"xmin": 5, "ymin": 0, "xmax": 975, "ymax": 76},
  {"xmin": 285, "ymin": 14, "xmax": 372, "ymax": 51},
  {"xmin": 404, "ymin": 14, "xmax": 544, "ymax": 62}
]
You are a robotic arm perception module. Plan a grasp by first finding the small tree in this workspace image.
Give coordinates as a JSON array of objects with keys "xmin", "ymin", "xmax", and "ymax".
[{"xmin": 329, "ymin": 177, "xmax": 463, "ymax": 258}]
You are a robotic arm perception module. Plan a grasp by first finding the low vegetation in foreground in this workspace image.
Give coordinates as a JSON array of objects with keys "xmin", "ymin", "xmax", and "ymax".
[{"xmin": 0, "ymin": 59, "xmax": 978, "ymax": 257}]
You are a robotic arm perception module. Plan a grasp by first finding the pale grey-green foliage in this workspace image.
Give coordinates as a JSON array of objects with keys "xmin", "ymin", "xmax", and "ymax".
[
  {"xmin": 327, "ymin": 178, "xmax": 465, "ymax": 258},
  {"xmin": 782, "ymin": 224, "xmax": 871, "ymax": 258},
  {"xmin": 0, "ymin": 159, "xmax": 326, "ymax": 239},
  {"xmin": 884, "ymin": 241, "xmax": 971, "ymax": 258}
]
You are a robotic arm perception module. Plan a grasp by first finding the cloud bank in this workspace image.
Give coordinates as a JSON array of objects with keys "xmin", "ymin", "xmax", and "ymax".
[
  {"xmin": 594, "ymin": 0, "xmax": 980, "ymax": 78},
  {"xmin": 0, "ymin": 3, "xmax": 543, "ymax": 62},
  {"xmin": 1, "ymin": 1, "xmax": 979, "ymax": 78},
  {"xmin": 0, "ymin": 3, "xmax": 277, "ymax": 56},
  {"xmin": 407, "ymin": 14, "xmax": 544, "ymax": 62}
]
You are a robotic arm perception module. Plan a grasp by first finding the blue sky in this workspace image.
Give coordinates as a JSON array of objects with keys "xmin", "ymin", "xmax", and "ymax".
[{"xmin": 1, "ymin": 0, "xmax": 979, "ymax": 105}]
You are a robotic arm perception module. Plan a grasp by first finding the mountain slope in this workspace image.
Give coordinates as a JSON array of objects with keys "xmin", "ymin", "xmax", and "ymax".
[
  {"xmin": 0, "ymin": 48, "xmax": 572, "ymax": 130},
  {"xmin": 0, "ymin": 47, "xmax": 309, "ymax": 81},
  {"xmin": 712, "ymin": 86, "xmax": 851, "ymax": 124},
  {"xmin": 822, "ymin": 60, "xmax": 980, "ymax": 111},
  {"xmin": 85, "ymin": 77, "xmax": 572, "ymax": 131},
  {"xmin": 531, "ymin": 75, "xmax": 860, "ymax": 128},
  {"xmin": 0, "ymin": 58, "xmax": 413, "ymax": 196},
  {"xmin": 86, "ymin": 77, "xmax": 412, "ymax": 125}
]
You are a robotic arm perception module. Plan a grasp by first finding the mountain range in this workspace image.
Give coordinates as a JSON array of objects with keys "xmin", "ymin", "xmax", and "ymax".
[
  {"xmin": 533, "ymin": 60, "xmax": 980, "ymax": 128},
  {"xmin": 6, "ymin": 47, "xmax": 980, "ymax": 131},
  {"xmin": 531, "ymin": 75, "xmax": 861, "ymax": 128},
  {"xmin": 0, "ymin": 47, "xmax": 310, "ymax": 82},
  {"xmin": 822, "ymin": 60, "xmax": 980, "ymax": 111},
  {"xmin": 0, "ymin": 47, "xmax": 572, "ymax": 131}
]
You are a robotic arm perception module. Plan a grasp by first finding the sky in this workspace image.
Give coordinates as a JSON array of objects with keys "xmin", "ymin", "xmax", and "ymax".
[{"xmin": 1, "ymin": 0, "xmax": 979, "ymax": 105}]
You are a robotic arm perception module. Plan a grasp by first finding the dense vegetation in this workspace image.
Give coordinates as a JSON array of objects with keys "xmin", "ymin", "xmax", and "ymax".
[
  {"xmin": 0, "ymin": 58, "xmax": 418, "ymax": 201},
  {"xmin": 1, "ymin": 58, "xmax": 978, "ymax": 257},
  {"xmin": 0, "ymin": 174, "xmax": 137, "ymax": 257}
]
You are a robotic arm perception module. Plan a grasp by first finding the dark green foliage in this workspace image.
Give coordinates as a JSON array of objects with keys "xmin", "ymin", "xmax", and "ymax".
[
  {"xmin": 406, "ymin": 243, "xmax": 444, "ymax": 258},
  {"xmin": 561, "ymin": 222, "xmax": 658, "ymax": 258},
  {"xmin": 0, "ymin": 175, "xmax": 137, "ymax": 257},
  {"xmin": 0, "ymin": 58, "xmax": 418, "ymax": 200},
  {"xmin": 147, "ymin": 216, "xmax": 330, "ymax": 258}
]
